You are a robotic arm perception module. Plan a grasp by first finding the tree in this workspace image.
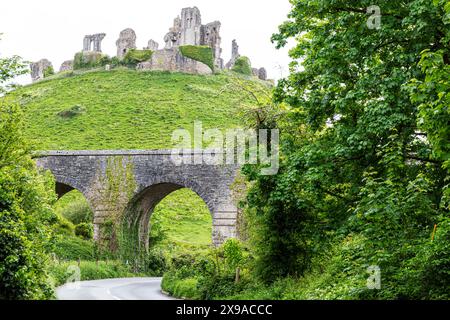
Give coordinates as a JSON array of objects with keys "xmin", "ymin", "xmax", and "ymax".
[
  {"xmin": 0, "ymin": 40, "xmax": 57, "ymax": 299},
  {"xmin": 0, "ymin": 35, "xmax": 28, "ymax": 94},
  {"xmin": 243, "ymin": 0, "xmax": 449, "ymax": 297}
]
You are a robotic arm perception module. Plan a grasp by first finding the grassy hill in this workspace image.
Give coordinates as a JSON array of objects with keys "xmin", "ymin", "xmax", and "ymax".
[
  {"xmin": 11, "ymin": 69, "xmax": 258, "ymax": 150},
  {"xmin": 9, "ymin": 69, "xmax": 265, "ymax": 254}
]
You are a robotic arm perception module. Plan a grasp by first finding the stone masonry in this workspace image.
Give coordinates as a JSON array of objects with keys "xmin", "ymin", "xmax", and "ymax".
[
  {"xmin": 35, "ymin": 150, "xmax": 239, "ymax": 250},
  {"xmin": 225, "ymin": 39, "xmax": 240, "ymax": 69},
  {"xmin": 137, "ymin": 48, "xmax": 213, "ymax": 75},
  {"xmin": 83, "ymin": 33, "xmax": 106, "ymax": 52},
  {"xmin": 30, "ymin": 59, "xmax": 53, "ymax": 82},
  {"xmin": 116, "ymin": 28, "xmax": 137, "ymax": 59},
  {"xmin": 145, "ymin": 39, "xmax": 159, "ymax": 51},
  {"xmin": 32, "ymin": 8, "xmax": 270, "ymax": 83},
  {"xmin": 59, "ymin": 60, "xmax": 73, "ymax": 72}
]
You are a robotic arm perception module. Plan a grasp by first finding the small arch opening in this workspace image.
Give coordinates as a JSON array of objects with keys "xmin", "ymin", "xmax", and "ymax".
[{"xmin": 52, "ymin": 189, "xmax": 95, "ymax": 261}]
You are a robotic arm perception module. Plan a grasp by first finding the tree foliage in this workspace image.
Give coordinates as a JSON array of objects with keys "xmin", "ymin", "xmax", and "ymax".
[
  {"xmin": 0, "ymin": 47, "xmax": 57, "ymax": 299},
  {"xmin": 243, "ymin": 0, "xmax": 450, "ymax": 298}
]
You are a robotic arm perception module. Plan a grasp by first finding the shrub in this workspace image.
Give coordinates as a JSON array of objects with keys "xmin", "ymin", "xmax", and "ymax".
[
  {"xmin": 0, "ymin": 102, "xmax": 56, "ymax": 300},
  {"xmin": 161, "ymin": 239, "xmax": 251, "ymax": 300},
  {"xmin": 57, "ymin": 105, "xmax": 86, "ymax": 118},
  {"xmin": 179, "ymin": 45, "xmax": 215, "ymax": 71},
  {"xmin": 232, "ymin": 56, "xmax": 252, "ymax": 75},
  {"xmin": 49, "ymin": 260, "xmax": 136, "ymax": 287},
  {"xmin": 52, "ymin": 236, "xmax": 94, "ymax": 261},
  {"xmin": 161, "ymin": 271, "xmax": 201, "ymax": 299},
  {"xmin": 73, "ymin": 52, "xmax": 109, "ymax": 70},
  {"xmin": 145, "ymin": 248, "xmax": 168, "ymax": 276},
  {"xmin": 43, "ymin": 66, "xmax": 54, "ymax": 78},
  {"xmin": 110, "ymin": 56, "xmax": 121, "ymax": 68},
  {"xmin": 123, "ymin": 49, "xmax": 153, "ymax": 67},
  {"xmin": 98, "ymin": 55, "xmax": 112, "ymax": 67},
  {"xmin": 75, "ymin": 223, "xmax": 94, "ymax": 240},
  {"xmin": 54, "ymin": 215, "xmax": 75, "ymax": 236}
]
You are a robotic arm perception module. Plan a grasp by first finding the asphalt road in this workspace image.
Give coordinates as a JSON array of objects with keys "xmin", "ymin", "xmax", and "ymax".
[{"xmin": 56, "ymin": 277, "xmax": 176, "ymax": 300}]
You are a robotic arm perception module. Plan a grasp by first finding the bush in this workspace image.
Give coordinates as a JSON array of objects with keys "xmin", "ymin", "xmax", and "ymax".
[
  {"xmin": 396, "ymin": 216, "xmax": 450, "ymax": 299},
  {"xmin": 110, "ymin": 56, "xmax": 121, "ymax": 68},
  {"xmin": 75, "ymin": 223, "xmax": 94, "ymax": 240},
  {"xmin": 123, "ymin": 49, "xmax": 153, "ymax": 67},
  {"xmin": 0, "ymin": 102, "xmax": 57, "ymax": 299},
  {"xmin": 161, "ymin": 271, "xmax": 201, "ymax": 299},
  {"xmin": 43, "ymin": 66, "xmax": 54, "ymax": 78},
  {"xmin": 73, "ymin": 52, "xmax": 110, "ymax": 70},
  {"xmin": 57, "ymin": 105, "xmax": 86, "ymax": 118},
  {"xmin": 49, "ymin": 260, "xmax": 137, "ymax": 287},
  {"xmin": 232, "ymin": 56, "xmax": 252, "ymax": 75},
  {"xmin": 54, "ymin": 215, "xmax": 75, "ymax": 236},
  {"xmin": 161, "ymin": 239, "xmax": 251, "ymax": 300},
  {"xmin": 52, "ymin": 236, "xmax": 94, "ymax": 261},
  {"xmin": 145, "ymin": 248, "xmax": 168, "ymax": 276},
  {"xmin": 98, "ymin": 55, "xmax": 112, "ymax": 67},
  {"xmin": 179, "ymin": 45, "xmax": 215, "ymax": 71}
]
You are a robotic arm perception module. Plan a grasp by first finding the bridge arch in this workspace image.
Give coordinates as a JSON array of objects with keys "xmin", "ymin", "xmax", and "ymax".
[
  {"xmin": 52, "ymin": 174, "xmax": 90, "ymax": 200},
  {"xmin": 35, "ymin": 150, "xmax": 239, "ymax": 254},
  {"xmin": 120, "ymin": 176, "xmax": 216, "ymax": 254}
]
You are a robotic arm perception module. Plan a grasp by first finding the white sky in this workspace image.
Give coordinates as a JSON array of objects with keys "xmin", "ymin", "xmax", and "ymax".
[{"xmin": 0, "ymin": 0, "xmax": 293, "ymax": 85}]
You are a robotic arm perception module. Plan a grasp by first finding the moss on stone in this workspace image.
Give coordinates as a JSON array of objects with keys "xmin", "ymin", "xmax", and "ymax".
[
  {"xmin": 123, "ymin": 49, "xmax": 153, "ymax": 67},
  {"xmin": 179, "ymin": 45, "xmax": 214, "ymax": 71}
]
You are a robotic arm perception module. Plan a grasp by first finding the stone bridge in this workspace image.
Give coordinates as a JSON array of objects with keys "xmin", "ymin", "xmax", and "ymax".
[{"xmin": 35, "ymin": 150, "xmax": 239, "ymax": 251}]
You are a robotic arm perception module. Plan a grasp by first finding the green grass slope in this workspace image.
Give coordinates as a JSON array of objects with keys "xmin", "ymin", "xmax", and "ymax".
[{"xmin": 11, "ymin": 69, "xmax": 255, "ymax": 150}]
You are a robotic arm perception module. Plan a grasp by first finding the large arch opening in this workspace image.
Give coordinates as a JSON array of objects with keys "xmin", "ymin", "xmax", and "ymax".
[
  {"xmin": 119, "ymin": 182, "xmax": 213, "ymax": 263},
  {"xmin": 149, "ymin": 188, "xmax": 212, "ymax": 251}
]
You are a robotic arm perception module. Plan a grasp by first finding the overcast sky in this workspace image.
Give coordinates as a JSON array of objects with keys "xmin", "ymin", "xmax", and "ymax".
[{"xmin": 0, "ymin": 0, "xmax": 293, "ymax": 84}]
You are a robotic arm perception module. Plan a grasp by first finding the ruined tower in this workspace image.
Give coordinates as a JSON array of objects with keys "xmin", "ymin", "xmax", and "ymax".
[
  {"xmin": 83, "ymin": 33, "xmax": 106, "ymax": 52},
  {"xmin": 116, "ymin": 28, "xmax": 137, "ymax": 59},
  {"xmin": 164, "ymin": 17, "xmax": 181, "ymax": 49},
  {"xmin": 179, "ymin": 7, "xmax": 202, "ymax": 46},
  {"xmin": 30, "ymin": 59, "xmax": 53, "ymax": 82},
  {"xmin": 202, "ymin": 21, "xmax": 223, "ymax": 69},
  {"xmin": 225, "ymin": 39, "xmax": 240, "ymax": 69}
]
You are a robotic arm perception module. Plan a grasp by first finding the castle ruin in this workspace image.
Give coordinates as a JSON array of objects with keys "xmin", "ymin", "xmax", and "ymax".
[
  {"xmin": 30, "ymin": 7, "xmax": 268, "ymax": 81},
  {"xmin": 83, "ymin": 33, "xmax": 106, "ymax": 52}
]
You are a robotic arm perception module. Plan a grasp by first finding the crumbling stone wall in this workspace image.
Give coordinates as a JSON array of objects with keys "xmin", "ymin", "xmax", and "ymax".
[
  {"xmin": 30, "ymin": 59, "xmax": 53, "ymax": 82},
  {"xmin": 116, "ymin": 28, "xmax": 137, "ymax": 59},
  {"xmin": 34, "ymin": 7, "xmax": 270, "ymax": 80},
  {"xmin": 137, "ymin": 48, "xmax": 213, "ymax": 75}
]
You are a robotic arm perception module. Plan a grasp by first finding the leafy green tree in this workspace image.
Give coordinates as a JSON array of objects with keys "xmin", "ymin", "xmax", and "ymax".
[
  {"xmin": 0, "ymin": 43, "xmax": 57, "ymax": 299},
  {"xmin": 243, "ymin": 0, "xmax": 449, "ymax": 298},
  {"xmin": 0, "ymin": 36, "xmax": 28, "ymax": 94}
]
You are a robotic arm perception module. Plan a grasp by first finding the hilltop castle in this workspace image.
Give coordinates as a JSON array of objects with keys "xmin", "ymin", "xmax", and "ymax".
[{"xmin": 30, "ymin": 7, "xmax": 268, "ymax": 82}]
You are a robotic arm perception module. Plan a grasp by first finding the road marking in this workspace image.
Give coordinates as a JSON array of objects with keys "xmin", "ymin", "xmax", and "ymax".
[{"xmin": 106, "ymin": 288, "xmax": 122, "ymax": 300}]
